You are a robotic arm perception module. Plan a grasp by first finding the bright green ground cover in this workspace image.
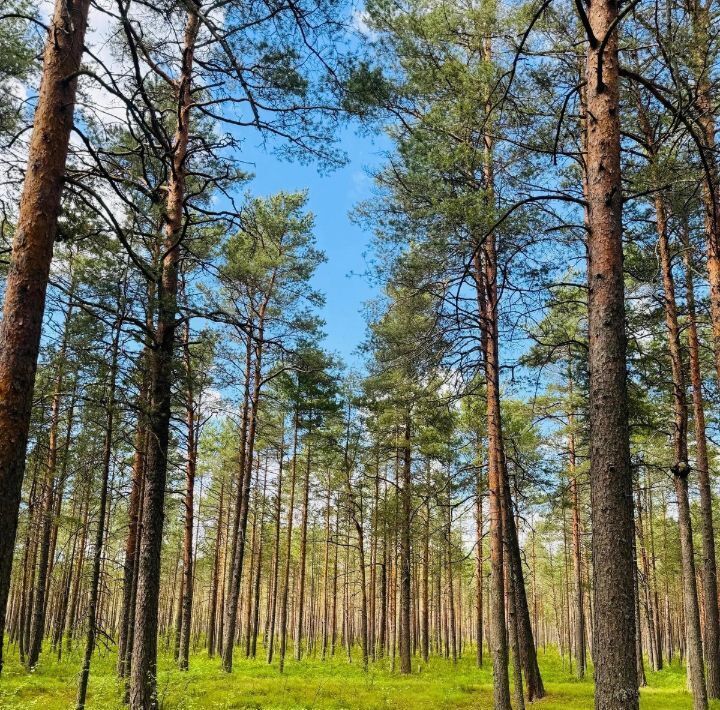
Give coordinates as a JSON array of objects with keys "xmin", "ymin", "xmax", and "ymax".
[{"xmin": 0, "ymin": 645, "xmax": 716, "ymax": 709}]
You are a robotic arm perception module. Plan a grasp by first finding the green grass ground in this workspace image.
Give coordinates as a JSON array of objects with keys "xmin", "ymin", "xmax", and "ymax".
[{"xmin": 0, "ymin": 645, "xmax": 717, "ymax": 709}]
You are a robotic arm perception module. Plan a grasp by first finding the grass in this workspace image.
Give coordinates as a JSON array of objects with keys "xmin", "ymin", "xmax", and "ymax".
[{"xmin": 0, "ymin": 643, "xmax": 717, "ymax": 709}]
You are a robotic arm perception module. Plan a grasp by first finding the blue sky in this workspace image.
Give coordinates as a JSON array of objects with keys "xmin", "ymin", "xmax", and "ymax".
[{"xmin": 239, "ymin": 126, "xmax": 388, "ymax": 368}]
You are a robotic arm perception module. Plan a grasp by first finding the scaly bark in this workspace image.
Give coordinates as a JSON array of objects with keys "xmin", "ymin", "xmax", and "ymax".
[
  {"xmin": 583, "ymin": 0, "xmax": 638, "ymax": 705},
  {"xmin": 129, "ymin": 7, "xmax": 199, "ymax": 706},
  {"xmin": 0, "ymin": 0, "xmax": 90, "ymax": 671},
  {"xmin": 686, "ymin": 0, "xmax": 720, "ymax": 693}
]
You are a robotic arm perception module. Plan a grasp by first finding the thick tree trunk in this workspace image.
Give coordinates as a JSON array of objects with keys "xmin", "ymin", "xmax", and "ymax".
[
  {"xmin": 129, "ymin": 9, "xmax": 198, "ymax": 707},
  {"xmin": 584, "ymin": 1, "xmax": 638, "ymax": 705},
  {"xmin": 0, "ymin": 0, "xmax": 90, "ymax": 672}
]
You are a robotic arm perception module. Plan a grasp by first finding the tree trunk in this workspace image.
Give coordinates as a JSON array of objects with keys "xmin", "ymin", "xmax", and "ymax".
[
  {"xmin": 76, "ymin": 307, "xmax": 123, "ymax": 709},
  {"xmin": 475, "ymin": 463, "xmax": 484, "ymax": 668},
  {"xmin": 249, "ymin": 463, "xmax": 268, "ymax": 658},
  {"xmin": 129, "ymin": 9, "xmax": 198, "ymax": 706},
  {"xmin": 295, "ymin": 439, "xmax": 313, "ymax": 661},
  {"xmin": 208, "ymin": 480, "xmax": 225, "ymax": 658},
  {"xmin": 222, "ymin": 324, "xmax": 264, "ymax": 671},
  {"xmin": 221, "ymin": 333, "xmax": 252, "ymax": 668},
  {"xmin": 584, "ymin": 0, "xmax": 638, "ymax": 704},
  {"xmin": 568, "ymin": 376, "xmax": 586, "ymax": 679},
  {"xmin": 26, "ymin": 298, "xmax": 73, "ymax": 669},
  {"xmin": 639, "ymin": 107, "xmax": 707, "ymax": 705},
  {"xmin": 398, "ymin": 416, "xmax": 412, "ymax": 675},
  {"xmin": 675, "ymin": 472, "xmax": 709, "ymax": 710},
  {"xmin": 266, "ymin": 432, "xmax": 284, "ymax": 663},
  {"xmin": 479, "ymin": 236, "xmax": 510, "ymax": 708},
  {"xmin": 0, "ymin": 0, "xmax": 90, "ymax": 671},
  {"xmin": 682, "ymin": 222, "xmax": 720, "ymax": 695},
  {"xmin": 279, "ymin": 413, "xmax": 299, "ymax": 673},
  {"xmin": 422, "ymin": 475, "xmax": 431, "ymax": 664},
  {"xmin": 178, "ymin": 318, "xmax": 197, "ymax": 671}
]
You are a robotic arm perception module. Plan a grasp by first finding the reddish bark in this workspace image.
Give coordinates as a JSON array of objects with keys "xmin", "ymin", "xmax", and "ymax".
[{"xmin": 0, "ymin": 0, "xmax": 90, "ymax": 672}]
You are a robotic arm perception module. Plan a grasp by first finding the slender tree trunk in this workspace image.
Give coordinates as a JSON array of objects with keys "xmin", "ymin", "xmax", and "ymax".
[
  {"xmin": 295, "ymin": 437, "xmax": 313, "ymax": 661},
  {"xmin": 446, "ymin": 502, "xmax": 457, "ymax": 665},
  {"xmin": 631, "ymin": 513, "xmax": 646, "ymax": 688},
  {"xmin": 682, "ymin": 222, "xmax": 720, "ymax": 694},
  {"xmin": 321, "ymin": 488, "xmax": 331, "ymax": 660},
  {"xmin": 475, "ymin": 460, "xmax": 484, "ymax": 667},
  {"xmin": 221, "ymin": 333, "xmax": 252, "ymax": 666},
  {"xmin": 398, "ymin": 416, "xmax": 412, "ymax": 675},
  {"xmin": 639, "ymin": 113, "xmax": 707, "ymax": 705},
  {"xmin": 26, "ymin": 301, "xmax": 72, "ymax": 669},
  {"xmin": 267, "ymin": 432, "xmax": 284, "ymax": 664},
  {"xmin": 222, "ymin": 325, "xmax": 264, "ymax": 671},
  {"xmin": 66, "ymin": 492, "xmax": 89, "ymax": 651},
  {"xmin": 636, "ymin": 486, "xmax": 658, "ymax": 672},
  {"xmin": 279, "ymin": 413, "xmax": 299, "ymax": 673},
  {"xmin": 178, "ymin": 318, "xmax": 197, "ymax": 671},
  {"xmin": 568, "ymin": 376, "xmax": 585, "ymax": 679},
  {"xmin": 675, "ymin": 472, "xmax": 709, "ymax": 710},
  {"xmin": 208, "ymin": 480, "xmax": 225, "ymax": 658},
  {"xmin": 330, "ymin": 502, "xmax": 340, "ymax": 656},
  {"xmin": 379, "ymin": 484, "xmax": 387, "ymax": 659},
  {"xmin": 76, "ymin": 306, "xmax": 123, "ymax": 709},
  {"xmin": 342, "ymin": 407, "xmax": 369, "ymax": 671},
  {"xmin": 118, "ymin": 288, "xmax": 154, "ymax": 678},
  {"xmin": 422, "ymin": 474, "xmax": 431, "ymax": 664},
  {"xmin": 250, "ymin": 464, "xmax": 268, "ymax": 658},
  {"xmin": 478, "ymin": 241, "xmax": 510, "ymax": 707}
]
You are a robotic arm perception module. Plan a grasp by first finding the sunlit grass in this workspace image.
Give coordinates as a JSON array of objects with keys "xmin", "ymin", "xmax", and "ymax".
[{"xmin": 0, "ymin": 641, "xmax": 716, "ymax": 708}]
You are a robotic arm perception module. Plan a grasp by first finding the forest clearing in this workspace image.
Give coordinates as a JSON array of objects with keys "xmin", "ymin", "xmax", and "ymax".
[
  {"xmin": 0, "ymin": 650, "xmax": 714, "ymax": 709},
  {"xmin": 2, "ymin": 0, "xmax": 720, "ymax": 706}
]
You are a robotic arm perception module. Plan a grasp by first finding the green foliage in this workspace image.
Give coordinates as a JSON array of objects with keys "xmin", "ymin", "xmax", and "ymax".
[{"xmin": 0, "ymin": 1, "xmax": 35, "ymax": 136}]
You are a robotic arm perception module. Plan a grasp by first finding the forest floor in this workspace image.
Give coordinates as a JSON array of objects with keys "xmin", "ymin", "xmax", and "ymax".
[{"xmin": 0, "ymin": 645, "xmax": 716, "ymax": 709}]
